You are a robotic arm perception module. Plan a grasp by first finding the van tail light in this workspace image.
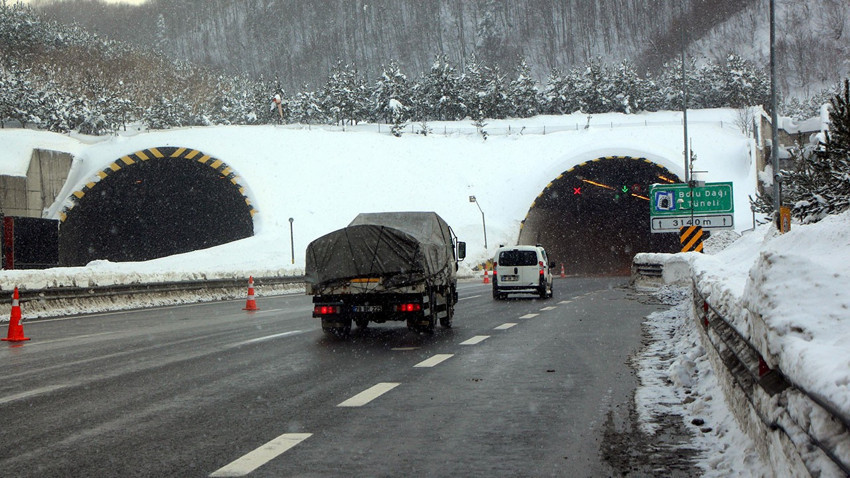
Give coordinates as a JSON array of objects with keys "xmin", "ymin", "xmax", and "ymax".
[
  {"xmin": 493, "ymin": 262, "xmax": 498, "ymax": 276},
  {"xmin": 539, "ymin": 261, "xmax": 545, "ymax": 276}
]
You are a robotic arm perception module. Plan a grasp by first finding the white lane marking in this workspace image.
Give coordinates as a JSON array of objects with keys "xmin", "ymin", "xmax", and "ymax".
[
  {"xmin": 459, "ymin": 295, "xmax": 482, "ymax": 301},
  {"xmin": 559, "ymin": 300, "xmax": 573, "ymax": 304},
  {"xmin": 228, "ymin": 330, "xmax": 306, "ymax": 348},
  {"xmin": 460, "ymin": 335, "xmax": 490, "ymax": 345},
  {"xmin": 414, "ymin": 354, "xmax": 454, "ymax": 368},
  {"xmin": 209, "ymin": 433, "xmax": 312, "ymax": 477},
  {"xmin": 519, "ymin": 313, "xmax": 538, "ymax": 319},
  {"xmin": 0, "ymin": 384, "xmax": 69, "ymax": 406},
  {"xmin": 494, "ymin": 323, "xmax": 517, "ymax": 330},
  {"xmin": 22, "ymin": 331, "xmax": 116, "ymax": 346},
  {"xmin": 338, "ymin": 382, "xmax": 400, "ymax": 407},
  {"xmin": 540, "ymin": 306, "xmax": 557, "ymax": 311}
]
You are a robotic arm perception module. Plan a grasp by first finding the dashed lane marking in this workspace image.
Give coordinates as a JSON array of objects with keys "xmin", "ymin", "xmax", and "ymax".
[
  {"xmin": 460, "ymin": 335, "xmax": 490, "ymax": 345},
  {"xmin": 338, "ymin": 382, "xmax": 400, "ymax": 407},
  {"xmin": 494, "ymin": 323, "xmax": 517, "ymax": 330},
  {"xmin": 414, "ymin": 354, "xmax": 454, "ymax": 368},
  {"xmin": 0, "ymin": 384, "xmax": 69, "ymax": 406},
  {"xmin": 209, "ymin": 433, "xmax": 312, "ymax": 477},
  {"xmin": 558, "ymin": 300, "xmax": 573, "ymax": 304},
  {"xmin": 519, "ymin": 313, "xmax": 539, "ymax": 319},
  {"xmin": 540, "ymin": 306, "xmax": 557, "ymax": 311},
  {"xmin": 459, "ymin": 295, "xmax": 482, "ymax": 301},
  {"xmin": 228, "ymin": 330, "xmax": 306, "ymax": 348}
]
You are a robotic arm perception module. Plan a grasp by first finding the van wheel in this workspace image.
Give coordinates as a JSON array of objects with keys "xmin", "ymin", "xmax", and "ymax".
[
  {"xmin": 538, "ymin": 286, "xmax": 548, "ymax": 299},
  {"xmin": 355, "ymin": 318, "xmax": 369, "ymax": 329}
]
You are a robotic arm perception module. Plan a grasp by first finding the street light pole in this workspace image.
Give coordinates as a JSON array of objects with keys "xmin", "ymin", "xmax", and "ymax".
[
  {"xmin": 288, "ymin": 217, "xmax": 295, "ymax": 265},
  {"xmin": 770, "ymin": 0, "xmax": 782, "ymax": 227},
  {"xmin": 469, "ymin": 196, "xmax": 488, "ymax": 250}
]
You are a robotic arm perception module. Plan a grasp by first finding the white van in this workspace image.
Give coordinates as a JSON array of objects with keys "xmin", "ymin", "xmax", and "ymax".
[{"xmin": 492, "ymin": 245, "xmax": 554, "ymax": 300}]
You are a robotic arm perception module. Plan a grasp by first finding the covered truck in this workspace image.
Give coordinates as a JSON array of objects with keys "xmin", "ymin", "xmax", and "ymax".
[{"xmin": 306, "ymin": 212, "xmax": 466, "ymax": 336}]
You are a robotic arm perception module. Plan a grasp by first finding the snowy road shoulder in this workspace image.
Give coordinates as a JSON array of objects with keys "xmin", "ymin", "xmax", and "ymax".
[{"xmin": 632, "ymin": 286, "xmax": 768, "ymax": 477}]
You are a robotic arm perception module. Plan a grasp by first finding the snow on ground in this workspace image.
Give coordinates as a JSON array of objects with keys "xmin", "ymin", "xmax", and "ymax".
[{"xmin": 635, "ymin": 287, "xmax": 770, "ymax": 477}]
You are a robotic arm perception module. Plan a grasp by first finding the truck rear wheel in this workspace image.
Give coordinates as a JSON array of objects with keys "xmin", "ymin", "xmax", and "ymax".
[
  {"xmin": 440, "ymin": 288, "xmax": 454, "ymax": 328},
  {"xmin": 440, "ymin": 305, "xmax": 453, "ymax": 328}
]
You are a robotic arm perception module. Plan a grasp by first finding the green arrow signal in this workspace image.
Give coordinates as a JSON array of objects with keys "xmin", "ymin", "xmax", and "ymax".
[{"xmin": 621, "ymin": 186, "xmax": 629, "ymax": 193}]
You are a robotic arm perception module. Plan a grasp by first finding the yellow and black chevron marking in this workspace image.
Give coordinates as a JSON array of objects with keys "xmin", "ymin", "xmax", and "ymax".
[
  {"xmin": 679, "ymin": 225, "xmax": 704, "ymax": 253},
  {"xmin": 60, "ymin": 146, "xmax": 256, "ymax": 222},
  {"xmin": 519, "ymin": 155, "xmax": 650, "ymax": 230}
]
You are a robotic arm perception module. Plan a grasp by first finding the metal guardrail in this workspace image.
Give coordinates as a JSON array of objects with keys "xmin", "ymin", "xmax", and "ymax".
[
  {"xmin": 692, "ymin": 283, "xmax": 850, "ymax": 476},
  {"xmin": 2, "ymin": 275, "xmax": 306, "ymax": 318}
]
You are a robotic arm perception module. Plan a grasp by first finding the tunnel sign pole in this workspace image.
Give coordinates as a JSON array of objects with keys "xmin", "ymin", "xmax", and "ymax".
[{"xmin": 649, "ymin": 182, "xmax": 734, "ymax": 233}]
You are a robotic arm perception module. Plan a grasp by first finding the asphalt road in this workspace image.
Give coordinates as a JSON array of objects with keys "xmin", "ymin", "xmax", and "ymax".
[{"xmin": 0, "ymin": 276, "xmax": 666, "ymax": 477}]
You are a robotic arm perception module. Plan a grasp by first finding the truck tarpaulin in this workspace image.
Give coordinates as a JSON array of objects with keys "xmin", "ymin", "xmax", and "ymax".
[{"xmin": 305, "ymin": 212, "xmax": 455, "ymax": 288}]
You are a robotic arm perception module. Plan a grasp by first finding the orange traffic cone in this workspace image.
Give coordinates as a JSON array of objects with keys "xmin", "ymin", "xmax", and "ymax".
[
  {"xmin": 2, "ymin": 287, "xmax": 30, "ymax": 342},
  {"xmin": 483, "ymin": 268, "xmax": 490, "ymax": 284},
  {"xmin": 243, "ymin": 276, "xmax": 259, "ymax": 311},
  {"xmin": 560, "ymin": 263, "xmax": 566, "ymax": 278}
]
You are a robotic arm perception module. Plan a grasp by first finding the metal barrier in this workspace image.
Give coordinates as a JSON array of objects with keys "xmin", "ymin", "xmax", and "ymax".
[
  {"xmin": 1, "ymin": 276, "xmax": 305, "ymax": 319},
  {"xmin": 692, "ymin": 283, "xmax": 850, "ymax": 476}
]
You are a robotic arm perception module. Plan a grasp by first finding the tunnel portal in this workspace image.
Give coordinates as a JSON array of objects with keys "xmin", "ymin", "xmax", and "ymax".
[
  {"xmin": 59, "ymin": 147, "xmax": 255, "ymax": 266},
  {"xmin": 518, "ymin": 156, "xmax": 682, "ymax": 276}
]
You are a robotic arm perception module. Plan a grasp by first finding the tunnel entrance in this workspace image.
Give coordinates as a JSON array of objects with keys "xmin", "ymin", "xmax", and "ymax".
[
  {"xmin": 518, "ymin": 156, "xmax": 682, "ymax": 276},
  {"xmin": 59, "ymin": 147, "xmax": 255, "ymax": 266}
]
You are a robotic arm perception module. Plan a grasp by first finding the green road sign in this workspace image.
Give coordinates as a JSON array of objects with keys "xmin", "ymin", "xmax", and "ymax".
[
  {"xmin": 649, "ymin": 182, "xmax": 735, "ymax": 233},
  {"xmin": 650, "ymin": 182, "xmax": 734, "ymax": 216}
]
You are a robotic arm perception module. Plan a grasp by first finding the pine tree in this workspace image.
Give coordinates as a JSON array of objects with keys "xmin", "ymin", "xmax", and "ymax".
[
  {"xmin": 755, "ymin": 80, "xmax": 850, "ymax": 223},
  {"xmin": 372, "ymin": 60, "xmax": 410, "ymax": 124},
  {"xmin": 509, "ymin": 58, "xmax": 539, "ymax": 118}
]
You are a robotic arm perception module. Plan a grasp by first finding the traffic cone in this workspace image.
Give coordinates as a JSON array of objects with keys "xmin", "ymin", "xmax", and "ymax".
[
  {"xmin": 483, "ymin": 268, "xmax": 490, "ymax": 284},
  {"xmin": 243, "ymin": 276, "xmax": 259, "ymax": 311},
  {"xmin": 2, "ymin": 287, "xmax": 30, "ymax": 342},
  {"xmin": 560, "ymin": 263, "xmax": 566, "ymax": 278}
]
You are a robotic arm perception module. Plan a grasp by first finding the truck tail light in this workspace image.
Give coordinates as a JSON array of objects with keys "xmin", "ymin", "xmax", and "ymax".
[
  {"xmin": 395, "ymin": 303, "xmax": 422, "ymax": 312},
  {"xmin": 314, "ymin": 305, "xmax": 341, "ymax": 315}
]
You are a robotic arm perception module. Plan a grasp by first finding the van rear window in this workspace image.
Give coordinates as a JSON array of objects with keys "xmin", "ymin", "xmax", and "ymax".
[{"xmin": 498, "ymin": 250, "xmax": 538, "ymax": 266}]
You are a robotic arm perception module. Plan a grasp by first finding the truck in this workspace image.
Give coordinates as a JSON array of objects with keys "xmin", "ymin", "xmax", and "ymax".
[{"xmin": 306, "ymin": 212, "xmax": 466, "ymax": 337}]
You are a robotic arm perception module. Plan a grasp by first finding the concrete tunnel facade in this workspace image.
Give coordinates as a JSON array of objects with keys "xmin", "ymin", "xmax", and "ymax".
[
  {"xmin": 516, "ymin": 155, "xmax": 683, "ymax": 276},
  {"xmin": 58, "ymin": 147, "xmax": 256, "ymax": 266},
  {"xmin": 57, "ymin": 148, "xmax": 685, "ymax": 274}
]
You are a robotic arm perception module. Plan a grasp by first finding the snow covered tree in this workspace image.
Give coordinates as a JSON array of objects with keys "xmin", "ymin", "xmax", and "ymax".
[
  {"xmin": 414, "ymin": 55, "xmax": 464, "ymax": 121},
  {"xmin": 321, "ymin": 60, "xmax": 365, "ymax": 125},
  {"xmin": 541, "ymin": 68, "xmax": 579, "ymax": 115},
  {"xmin": 509, "ymin": 58, "xmax": 539, "ymax": 118},
  {"xmin": 371, "ymin": 60, "xmax": 410, "ymax": 124},
  {"xmin": 786, "ymin": 80, "xmax": 850, "ymax": 222},
  {"xmin": 755, "ymin": 80, "xmax": 850, "ymax": 223}
]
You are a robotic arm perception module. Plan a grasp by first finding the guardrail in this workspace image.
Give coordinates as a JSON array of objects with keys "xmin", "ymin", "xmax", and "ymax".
[
  {"xmin": 692, "ymin": 285, "xmax": 850, "ymax": 476},
  {"xmin": 1, "ymin": 275, "xmax": 306, "ymax": 320},
  {"xmin": 632, "ymin": 257, "xmax": 849, "ymax": 475}
]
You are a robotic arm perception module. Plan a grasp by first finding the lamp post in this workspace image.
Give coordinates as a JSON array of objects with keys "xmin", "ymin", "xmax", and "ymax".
[
  {"xmin": 469, "ymin": 196, "xmax": 487, "ymax": 250},
  {"xmin": 288, "ymin": 217, "xmax": 295, "ymax": 265}
]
